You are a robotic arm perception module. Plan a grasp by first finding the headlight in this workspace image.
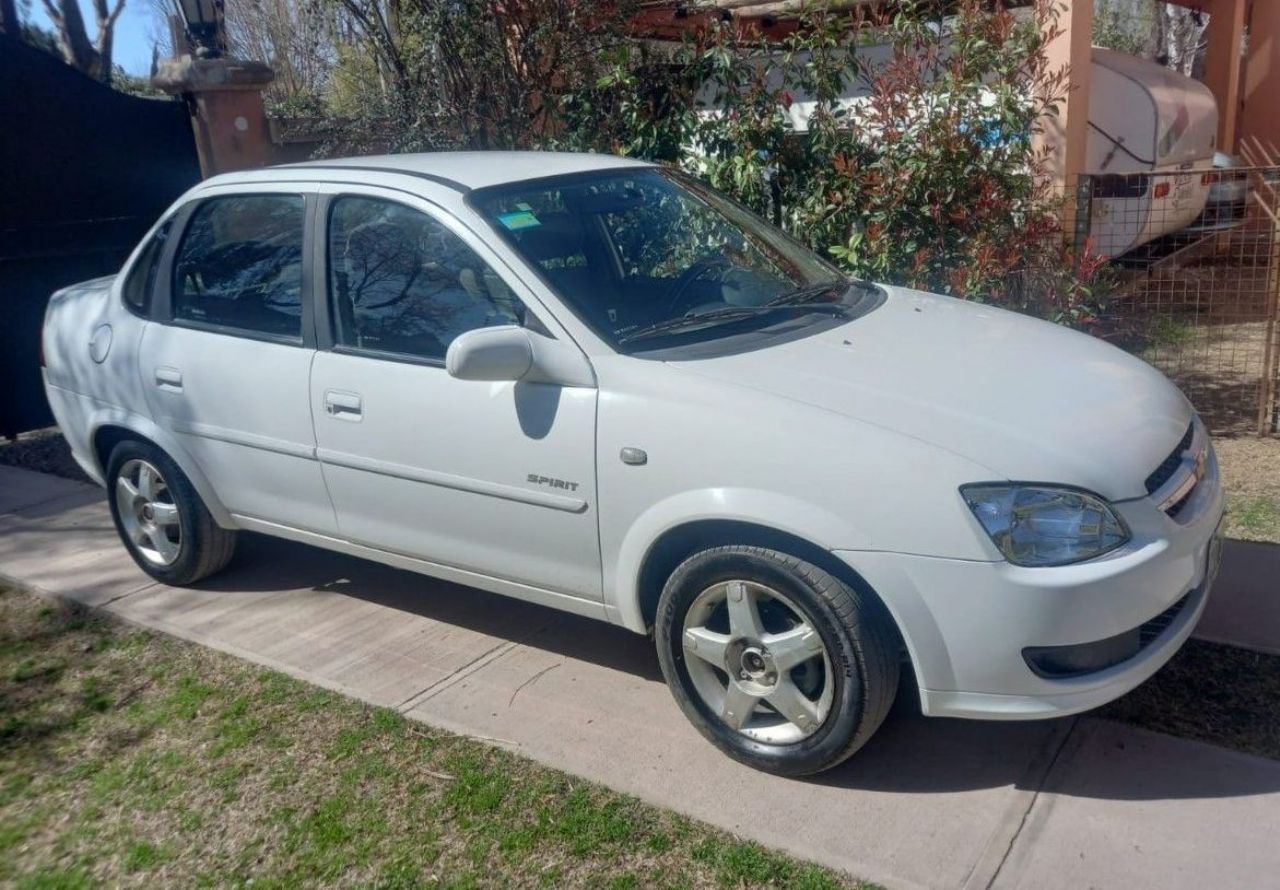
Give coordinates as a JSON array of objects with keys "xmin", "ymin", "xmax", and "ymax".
[{"xmin": 960, "ymin": 484, "xmax": 1130, "ymax": 567}]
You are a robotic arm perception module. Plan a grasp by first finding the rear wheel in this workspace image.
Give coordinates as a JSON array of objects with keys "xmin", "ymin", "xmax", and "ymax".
[
  {"xmin": 106, "ymin": 439, "xmax": 236, "ymax": 585},
  {"xmin": 655, "ymin": 546, "xmax": 898, "ymax": 776}
]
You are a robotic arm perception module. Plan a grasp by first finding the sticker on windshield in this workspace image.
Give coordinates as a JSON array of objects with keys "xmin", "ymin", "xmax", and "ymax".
[{"xmin": 498, "ymin": 210, "xmax": 541, "ymax": 230}]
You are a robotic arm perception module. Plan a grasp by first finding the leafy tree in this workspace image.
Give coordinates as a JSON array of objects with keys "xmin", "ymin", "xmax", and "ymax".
[{"xmin": 1093, "ymin": 0, "xmax": 1154, "ymax": 57}]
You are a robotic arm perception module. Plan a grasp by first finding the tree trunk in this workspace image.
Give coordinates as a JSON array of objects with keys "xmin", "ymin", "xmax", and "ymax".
[
  {"xmin": 1145, "ymin": 1, "xmax": 1166, "ymax": 63},
  {"xmin": 39, "ymin": 0, "xmax": 125, "ymax": 84}
]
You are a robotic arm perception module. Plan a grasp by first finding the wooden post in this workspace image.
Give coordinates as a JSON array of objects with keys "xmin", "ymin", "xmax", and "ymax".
[
  {"xmin": 1035, "ymin": 0, "xmax": 1093, "ymax": 190},
  {"xmin": 1255, "ymin": 158, "xmax": 1280, "ymax": 436},
  {"xmin": 1202, "ymin": 0, "xmax": 1245, "ymax": 153},
  {"xmin": 1035, "ymin": 0, "xmax": 1093, "ymax": 242},
  {"xmin": 1239, "ymin": 0, "xmax": 1280, "ymax": 156}
]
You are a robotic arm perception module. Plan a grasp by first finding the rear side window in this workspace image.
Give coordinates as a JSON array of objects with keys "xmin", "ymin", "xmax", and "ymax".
[
  {"xmin": 122, "ymin": 219, "xmax": 172, "ymax": 317},
  {"xmin": 172, "ymin": 195, "xmax": 305, "ymax": 339}
]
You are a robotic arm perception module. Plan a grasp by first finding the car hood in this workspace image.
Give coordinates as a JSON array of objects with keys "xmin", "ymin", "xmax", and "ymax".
[{"xmin": 672, "ymin": 286, "xmax": 1193, "ymax": 501}]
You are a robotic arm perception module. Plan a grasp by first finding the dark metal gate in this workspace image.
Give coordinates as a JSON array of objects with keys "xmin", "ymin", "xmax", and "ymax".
[{"xmin": 0, "ymin": 35, "xmax": 202, "ymax": 438}]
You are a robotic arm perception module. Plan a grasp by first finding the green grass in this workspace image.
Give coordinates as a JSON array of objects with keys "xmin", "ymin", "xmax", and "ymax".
[
  {"xmin": 0, "ymin": 586, "xmax": 874, "ymax": 889},
  {"xmin": 1214, "ymin": 437, "xmax": 1280, "ymax": 545},
  {"xmin": 1226, "ymin": 494, "xmax": 1280, "ymax": 542},
  {"xmin": 1140, "ymin": 316, "xmax": 1199, "ymax": 358}
]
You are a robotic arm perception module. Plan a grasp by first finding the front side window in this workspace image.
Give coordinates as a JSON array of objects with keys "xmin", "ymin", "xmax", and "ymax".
[
  {"xmin": 473, "ymin": 169, "xmax": 867, "ymax": 351},
  {"xmin": 172, "ymin": 195, "xmax": 305, "ymax": 339},
  {"xmin": 328, "ymin": 196, "xmax": 522, "ymax": 361},
  {"xmin": 122, "ymin": 218, "xmax": 172, "ymax": 317}
]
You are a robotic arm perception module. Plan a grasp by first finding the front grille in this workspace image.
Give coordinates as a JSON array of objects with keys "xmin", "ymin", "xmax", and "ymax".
[
  {"xmin": 1024, "ymin": 591, "xmax": 1193, "ymax": 679},
  {"xmin": 1144, "ymin": 422, "xmax": 1194, "ymax": 495}
]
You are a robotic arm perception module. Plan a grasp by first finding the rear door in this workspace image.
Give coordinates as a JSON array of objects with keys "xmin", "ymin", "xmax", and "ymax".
[
  {"xmin": 139, "ymin": 186, "xmax": 336, "ymax": 534},
  {"xmin": 308, "ymin": 185, "xmax": 602, "ymax": 601}
]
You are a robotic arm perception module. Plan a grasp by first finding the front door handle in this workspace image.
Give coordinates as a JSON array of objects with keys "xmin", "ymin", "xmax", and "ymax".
[
  {"xmin": 324, "ymin": 390, "xmax": 363, "ymax": 421},
  {"xmin": 155, "ymin": 367, "xmax": 183, "ymax": 392}
]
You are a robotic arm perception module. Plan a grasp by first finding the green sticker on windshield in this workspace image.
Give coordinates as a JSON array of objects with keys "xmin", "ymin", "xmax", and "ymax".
[{"xmin": 498, "ymin": 210, "xmax": 541, "ymax": 230}]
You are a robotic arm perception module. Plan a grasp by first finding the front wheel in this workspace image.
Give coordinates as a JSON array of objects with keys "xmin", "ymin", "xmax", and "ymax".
[{"xmin": 655, "ymin": 546, "xmax": 898, "ymax": 776}]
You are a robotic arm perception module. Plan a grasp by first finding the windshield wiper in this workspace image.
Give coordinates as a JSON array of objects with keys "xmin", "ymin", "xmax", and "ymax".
[
  {"xmin": 761, "ymin": 281, "xmax": 855, "ymax": 308},
  {"xmin": 617, "ymin": 301, "xmax": 848, "ymax": 346}
]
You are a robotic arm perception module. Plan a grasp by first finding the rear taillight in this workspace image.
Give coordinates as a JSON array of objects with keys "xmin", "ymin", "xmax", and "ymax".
[{"xmin": 1153, "ymin": 181, "xmax": 1171, "ymax": 199}]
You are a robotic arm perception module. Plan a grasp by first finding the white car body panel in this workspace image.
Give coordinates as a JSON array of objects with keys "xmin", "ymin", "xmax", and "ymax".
[
  {"xmin": 310, "ymin": 351, "xmax": 602, "ymax": 599},
  {"xmin": 41, "ymin": 151, "xmax": 1224, "ymax": 725},
  {"xmin": 139, "ymin": 324, "xmax": 338, "ymax": 535}
]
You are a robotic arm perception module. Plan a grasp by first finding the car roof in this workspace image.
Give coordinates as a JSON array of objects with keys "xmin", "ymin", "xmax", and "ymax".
[{"xmin": 246, "ymin": 151, "xmax": 656, "ymax": 192}]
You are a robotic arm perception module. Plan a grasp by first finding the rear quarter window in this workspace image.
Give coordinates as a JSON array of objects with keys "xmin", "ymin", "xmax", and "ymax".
[{"xmin": 122, "ymin": 219, "xmax": 172, "ymax": 317}]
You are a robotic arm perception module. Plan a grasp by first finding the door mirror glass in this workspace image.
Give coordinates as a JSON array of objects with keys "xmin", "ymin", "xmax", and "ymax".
[{"xmin": 445, "ymin": 325, "xmax": 533, "ymax": 382}]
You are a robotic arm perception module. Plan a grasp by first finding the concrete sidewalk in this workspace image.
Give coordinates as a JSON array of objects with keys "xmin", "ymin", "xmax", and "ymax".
[{"xmin": 2, "ymin": 464, "xmax": 1278, "ymax": 890}]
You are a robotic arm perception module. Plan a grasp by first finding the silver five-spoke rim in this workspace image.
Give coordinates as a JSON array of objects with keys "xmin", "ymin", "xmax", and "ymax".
[
  {"xmin": 115, "ymin": 459, "xmax": 181, "ymax": 567},
  {"xmin": 682, "ymin": 580, "xmax": 834, "ymax": 744}
]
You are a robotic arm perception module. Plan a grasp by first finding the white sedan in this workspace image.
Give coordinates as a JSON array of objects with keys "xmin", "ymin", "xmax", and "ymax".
[{"xmin": 42, "ymin": 152, "xmax": 1224, "ymax": 775}]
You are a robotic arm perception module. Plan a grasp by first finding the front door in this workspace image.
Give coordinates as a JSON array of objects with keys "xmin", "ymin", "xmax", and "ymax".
[
  {"xmin": 140, "ymin": 189, "xmax": 336, "ymax": 534},
  {"xmin": 309, "ymin": 189, "xmax": 601, "ymax": 600}
]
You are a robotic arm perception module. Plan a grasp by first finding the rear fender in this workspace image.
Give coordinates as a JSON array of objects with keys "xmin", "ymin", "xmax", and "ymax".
[{"xmin": 87, "ymin": 407, "xmax": 236, "ymax": 529}]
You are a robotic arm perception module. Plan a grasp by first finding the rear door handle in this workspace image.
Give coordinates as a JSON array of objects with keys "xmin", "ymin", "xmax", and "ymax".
[
  {"xmin": 155, "ymin": 367, "xmax": 183, "ymax": 392},
  {"xmin": 324, "ymin": 390, "xmax": 363, "ymax": 421}
]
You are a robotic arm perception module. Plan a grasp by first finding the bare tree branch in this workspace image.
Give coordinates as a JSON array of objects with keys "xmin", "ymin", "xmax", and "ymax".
[{"xmin": 39, "ymin": 0, "xmax": 126, "ymax": 83}]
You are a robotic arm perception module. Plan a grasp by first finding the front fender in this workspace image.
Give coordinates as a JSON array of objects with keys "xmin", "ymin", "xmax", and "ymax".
[{"xmin": 607, "ymin": 486, "xmax": 869, "ymax": 632}]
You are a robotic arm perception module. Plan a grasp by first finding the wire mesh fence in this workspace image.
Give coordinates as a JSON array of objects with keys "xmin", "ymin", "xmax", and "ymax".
[{"xmin": 1076, "ymin": 162, "xmax": 1280, "ymax": 438}]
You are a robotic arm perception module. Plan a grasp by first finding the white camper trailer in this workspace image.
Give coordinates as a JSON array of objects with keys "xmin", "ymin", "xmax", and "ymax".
[
  {"xmin": 693, "ymin": 44, "xmax": 1219, "ymax": 259},
  {"xmin": 1085, "ymin": 47, "xmax": 1218, "ymax": 257}
]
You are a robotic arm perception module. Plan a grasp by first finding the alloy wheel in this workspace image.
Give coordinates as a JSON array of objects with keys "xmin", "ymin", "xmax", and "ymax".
[
  {"xmin": 115, "ymin": 458, "xmax": 182, "ymax": 566},
  {"xmin": 681, "ymin": 579, "xmax": 834, "ymax": 744}
]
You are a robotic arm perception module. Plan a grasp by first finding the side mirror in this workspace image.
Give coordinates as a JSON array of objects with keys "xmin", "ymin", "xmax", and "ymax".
[
  {"xmin": 445, "ymin": 326, "xmax": 534, "ymax": 382},
  {"xmin": 445, "ymin": 325, "xmax": 596, "ymax": 389}
]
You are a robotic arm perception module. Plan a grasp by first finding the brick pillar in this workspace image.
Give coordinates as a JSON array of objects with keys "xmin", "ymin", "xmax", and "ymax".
[{"xmin": 153, "ymin": 56, "xmax": 275, "ymax": 177}]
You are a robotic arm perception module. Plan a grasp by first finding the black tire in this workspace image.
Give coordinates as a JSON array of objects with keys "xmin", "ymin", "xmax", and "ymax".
[
  {"xmin": 105, "ymin": 438, "xmax": 237, "ymax": 586},
  {"xmin": 655, "ymin": 546, "xmax": 898, "ymax": 776}
]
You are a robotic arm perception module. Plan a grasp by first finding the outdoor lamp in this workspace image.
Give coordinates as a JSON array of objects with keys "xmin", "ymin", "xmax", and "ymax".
[{"xmin": 175, "ymin": 0, "xmax": 224, "ymax": 58}]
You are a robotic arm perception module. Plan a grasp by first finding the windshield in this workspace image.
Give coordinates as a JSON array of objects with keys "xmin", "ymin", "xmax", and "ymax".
[{"xmin": 472, "ymin": 169, "xmax": 860, "ymax": 350}]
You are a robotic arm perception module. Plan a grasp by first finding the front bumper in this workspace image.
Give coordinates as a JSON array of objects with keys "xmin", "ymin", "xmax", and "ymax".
[{"xmin": 835, "ymin": 438, "xmax": 1225, "ymax": 721}]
